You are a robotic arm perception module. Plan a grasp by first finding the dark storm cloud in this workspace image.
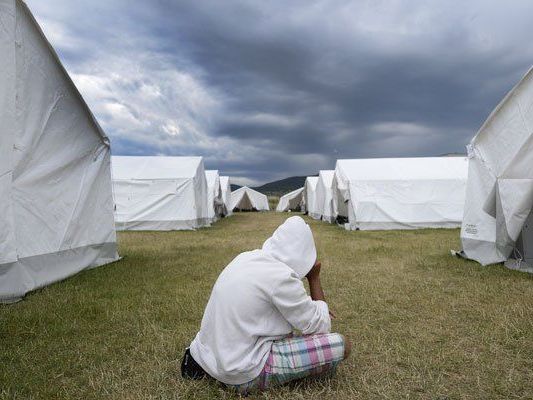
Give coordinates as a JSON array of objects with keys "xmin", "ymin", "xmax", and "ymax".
[{"xmin": 26, "ymin": 0, "xmax": 533, "ymax": 184}]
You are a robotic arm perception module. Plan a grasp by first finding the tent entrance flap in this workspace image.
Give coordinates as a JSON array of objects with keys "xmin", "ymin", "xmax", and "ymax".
[
  {"xmin": 235, "ymin": 192, "xmax": 253, "ymax": 211},
  {"xmin": 504, "ymin": 210, "xmax": 533, "ymax": 273}
]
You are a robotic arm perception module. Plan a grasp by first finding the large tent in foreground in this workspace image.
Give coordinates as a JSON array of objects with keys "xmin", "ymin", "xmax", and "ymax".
[
  {"xmin": 276, "ymin": 187, "xmax": 304, "ymax": 212},
  {"xmin": 315, "ymin": 170, "xmax": 336, "ymax": 223},
  {"xmin": 0, "ymin": 0, "xmax": 119, "ymax": 303},
  {"xmin": 112, "ymin": 156, "xmax": 210, "ymax": 230},
  {"xmin": 303, "ymin": 177, "xmax": 320, "ymax": 218},
  {"xmin": 231, "ymin": 186, "xmax": 269, "ymax": 211},
  {"xmin": 219, "ymin": 176, "xmax": 233, "ymax": 217},
  {"xmin": 460, "ymin": 67, "xmax": 533, "ymax": 267},
  {"xmin": 205, "ymin": 170, "xmax": 225, "ymax": 222},
  {"xmin": 334, "ymin": 157, "xmax": 469, "ymax": 230}
]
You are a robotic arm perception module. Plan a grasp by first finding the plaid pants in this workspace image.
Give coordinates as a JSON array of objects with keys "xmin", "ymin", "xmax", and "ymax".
[{"xmin": 229, "ymin": 333, "xmax": 345, "ymax": 394}]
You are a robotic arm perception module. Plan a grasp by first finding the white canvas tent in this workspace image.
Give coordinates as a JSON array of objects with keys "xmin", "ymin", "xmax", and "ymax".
[
  {"xmin": 219, "ymin": 176, "xmax": 233, "ymax": 217},
  {"xmin": 205, "ymin": 170, "xmax": 224, "ymax": 222},
  {"xmin": 231, "ymin": 186, "xmax": 269, "ymax": 211},
  {"xmin": 303, "ymin": 177, "xmax": 320, "ymax": 218},
  {"xmin": 112, "ymin": 156, "xmax": 210, "ymax": 230},
  {"xmin": 334, "ymin": 157, "xmax": 468, "ymax": 230},
  {"xmin": 460, "ymin": 67, "xmax": 533, "ymax": 266},
  {"xmin": 276, "ymin": 187, "xmax": 304, "ymax": 212},
  {"xmin": 0, "ymin": 0, "xmax": 119, "ymax": 303},
  {"xmin": 315, "ymin": 170, "xmax": 336, "ymax": 223}
]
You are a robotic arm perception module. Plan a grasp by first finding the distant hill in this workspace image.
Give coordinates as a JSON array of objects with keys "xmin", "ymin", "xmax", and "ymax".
[
  {"xmin": 231, "ymin": 175, "xmax": 315, "ymax": 197},
  {"xmin": 253, "ymin": 176, "xmax": 308, "ymax": 196}
]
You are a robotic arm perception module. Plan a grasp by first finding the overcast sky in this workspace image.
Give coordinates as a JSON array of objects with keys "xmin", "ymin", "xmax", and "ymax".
[{"xmin": 27, "ymin": 0, "xmax": 533, "ymax": 185}]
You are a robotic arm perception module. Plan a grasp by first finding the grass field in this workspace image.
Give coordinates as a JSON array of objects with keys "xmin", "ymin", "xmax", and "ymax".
[{"xmin": 2, "ymin": 212, "xmax": 533, "ymax": 399}]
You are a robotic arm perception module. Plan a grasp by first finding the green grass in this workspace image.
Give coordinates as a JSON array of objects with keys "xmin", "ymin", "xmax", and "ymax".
[
  {"xmin": 2, "ymin": 212, "xmax": 533, "ymax": 399},
  {"xmin": 268, "ymin": 196, "xmax": 280, "ymax": 210}
]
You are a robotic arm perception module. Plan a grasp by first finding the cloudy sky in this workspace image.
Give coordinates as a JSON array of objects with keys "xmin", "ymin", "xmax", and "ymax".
[{"xmin": 27, "ymin": 0, "xmax": 533, "ymax": 185}]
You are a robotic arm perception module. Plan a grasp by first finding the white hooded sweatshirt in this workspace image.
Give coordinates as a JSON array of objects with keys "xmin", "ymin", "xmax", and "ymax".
[{"xmin": 189, "ymin": 216, "xmax": 331, "ymax": 385}]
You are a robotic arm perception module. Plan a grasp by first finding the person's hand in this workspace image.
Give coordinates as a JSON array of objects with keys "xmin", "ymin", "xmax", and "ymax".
[
  {"xmin": 306, "ymin": 261, "xmax": 321, "ymax": 281},
  {"xmin": 329, "ymin": 310, "xmax": 336, "ymax": 319}
]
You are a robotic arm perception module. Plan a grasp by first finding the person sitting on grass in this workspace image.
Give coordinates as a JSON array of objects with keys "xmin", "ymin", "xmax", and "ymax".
[{"xmin": 181, "ymin": 216, "xmax": 351, "ymax": 394}]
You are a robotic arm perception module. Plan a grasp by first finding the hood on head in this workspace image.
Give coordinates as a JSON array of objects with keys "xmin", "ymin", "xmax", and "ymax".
[{"xmin": 262, "ymin": 216, "xmax": 317, "ymax": 279}]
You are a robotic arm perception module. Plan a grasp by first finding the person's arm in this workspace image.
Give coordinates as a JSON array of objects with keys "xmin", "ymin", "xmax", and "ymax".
[
  {"xmin": 272, "ymin": 272, "xmax": 331, "ymax": 335},
  {"xmin": 307, "ymin": 261, "xmax": 336, "ymax": 318},
  {"xmin": 307, "ymin": 262, "xmax": 325, "ymax": 301}
]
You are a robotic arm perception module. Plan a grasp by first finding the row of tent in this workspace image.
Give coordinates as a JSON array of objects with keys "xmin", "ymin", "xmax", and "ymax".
[
  {"xmin": 277, "ymin": 67, "xmax": 533, "ymax": 270},
  {"xmin": 112, "ymin": 155, "xmax": 270, "ymax": 230},
  {"xmin": 278, "ymin": 156, "xmax": 468, "ymax": 230},
  {"xmin": 0, "ymin": 1, "xmax": 272, "ymax": 302}
]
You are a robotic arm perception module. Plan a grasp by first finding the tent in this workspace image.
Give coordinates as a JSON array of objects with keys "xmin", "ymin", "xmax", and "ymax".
[
  {"xmin": 460, "ymin": 67, "xmax": 533, "ymax": 266},
  {"xmin": 276, "ymin": 187, "xmax": 304, "ymax": 212},
  {"xmin": 334, "ymin": 157, "xmax": 468, "ymax": 230},
  {"xmin": 231, "ymin": 186, "xmax": 269, "ymax": 211},
  {"xmin": 303, "ymin": 177, "xmax": 320, "ymax": 218},
  {"xmin": 315, "ymin": 170, "xmax": 336, "ymax": 223},
  {"xmin": 112, "ymin": 156, "xmax": 210, "ymax": 230},
  {"xmin": 219, "ymin": 176, "xmax": 233, "ymax": 217},
  {"xmin": 0, "ymin": 0, "xmax": 119, "ymax": 303},
  {"xmin": 205, "ymin": 170, "xmax": 225, "ymax": 222}
]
